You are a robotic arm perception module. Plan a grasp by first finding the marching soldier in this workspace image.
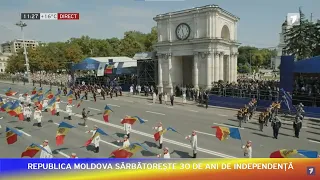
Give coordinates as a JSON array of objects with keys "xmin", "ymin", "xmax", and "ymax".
[
  {"xmin": 153, "ymin": 122, "xmax": 164, "ymax": 149},
  {"xmin": 93, "ymin": 91, "xmax": 97, "ymax": 102},
  {"xmin": 66, "ymin": 102, "xmax": 73, "ymax": 120},
  {"xmin": 84, "ymin": 89, "xmax": 88, "ymax": 100},
  {"xmin": 157, "ymin": 147, "xmax": 170, "ymax": 158},
  {"xmin": 185, "ymin": 130, "xmax": 198, "ymax": 158},
  {"xmin": 69, "ymin": 153, "xmax": 78, "ymax": 158},
  {"xmin": 109, "ymin": 88, "xmax": 113, "ymax": 98},
  {"xmin": 40, "ymin": 140, "xmax": 53, "ymax": 158},
  {"xmin": 117, "ymin": 135, "xmax": 130, "ymax": 148},
  {"xmin": 293, "ymin": 115, "xmax": 303, "ymax": 138},
  {"xmin": 101, "ymin": 88, "xmax": 106, "ymax": 100},
  {"xmin": 237, "ymin": 108, "xmax": 244, "ymax": 128},
  {"xmin": 248, "ymin": 102, "xmax": 254, "ymax": 120},
  {"xmin": 271, "ymin": 115, "xmax": 282, "ymax": 139},
  {"xmin": 82, "ymin": 108, "xmax": 89, "ymax": 127},
  {"xmin": 23, "ymin": 104, "xmax": 32, "ymax": 122},
  {"xmin": 242, "ymin": 105, "xmax": 249, "ymax": 123},
  {"xmin": 205, "ymin": 93, "xmax": 209, "ymax": 109},
  {"xmin": 242, "ymin": 140, "xmax": 252, "ymax": 158},
  {"xmin": 85, "ymin": 125, "xmax": 101, "ymax": 153},
  {"xmin": 34, "ymin": 106, "xmax": 42, "ymax": 127},
  {"xmin": 265, "ymin": 106, "xmax": 272, "ymax": 126},
  {"xmin": 258, "ymin": 112, "xmax": 266, "ymax": 131},
  {"xmin": 123, "ymin": 117, "xmax": 132, "ymax": 139},
  {"xmin": 119, "ymin": 86, "xmax": 122, "ymax": 96}
]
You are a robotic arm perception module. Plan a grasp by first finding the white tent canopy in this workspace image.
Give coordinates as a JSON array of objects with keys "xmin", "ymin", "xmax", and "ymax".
[{"xmin": 87, "ymin": 57, "xmax": 137, "ymax": 68}]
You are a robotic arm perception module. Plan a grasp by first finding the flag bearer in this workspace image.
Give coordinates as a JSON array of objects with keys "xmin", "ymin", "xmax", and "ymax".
[
  {"xmin": 117, "ymin": 135, "xmax": 130, "ymax": 148},
  {"xmin": 85, "ymin": 125, "xmax": 100, "ymax": 153},
  {"xmin": 157, "ymin": 147, "xmax": 170, "ymax": 158},
  {"xmin": 66, "ymin": 102, "xmax": 73, "ymax": 120},
  {"xmin": 23, "ymin": 104, "xmax": 32, "ymax": 122},
  {"xmin": 123, "ymin": 117, "xmax": 132, "ymax": 139},
  {"xmin": 153, "ymin": 122, "xmax": 163, "ymax": 149},
  {"xmin": 40, "ymin": 140, "xmax": 53, "ymax": 158},
  {"xmin": 34, "ymin": 106, "xmax": 42, "ymax": 127},
  {"xmin": 69, "ymin": 153, "xmax": 78, "ymax": 158},
  {"xmin": 242, "ymin": 140, "xmax": 252, "ymax": 158},
  {"xmin": 186, "ymin": 130, "xmax": 198, "ymax": 158}
]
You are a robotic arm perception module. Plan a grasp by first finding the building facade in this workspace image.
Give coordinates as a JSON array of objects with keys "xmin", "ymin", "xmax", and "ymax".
[
  {"xmin": 153, "ymin": 4, "xmax": 240, "ymax": 94},
  {"xmin": 0, "ymin": 53, "xmax": 11, "ymax": 73},
  {"xmin": 1, "ymin": 39, "xmax": 39, "ymax": 54}
]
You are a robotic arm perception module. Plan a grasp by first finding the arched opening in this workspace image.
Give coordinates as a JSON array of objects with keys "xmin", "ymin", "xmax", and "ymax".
[{"xmin": 221, "ymin": 25, "xmax": 230, "ymax": 40}]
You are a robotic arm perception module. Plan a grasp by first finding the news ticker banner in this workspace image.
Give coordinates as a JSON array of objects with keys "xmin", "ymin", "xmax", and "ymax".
[
  {"xmin": 21, "ymin": 13, "xmax": 79, "ymax": 20},
  {"xmin": 0, "ymin": 158, "xmax": 318, "ymax": 180}
]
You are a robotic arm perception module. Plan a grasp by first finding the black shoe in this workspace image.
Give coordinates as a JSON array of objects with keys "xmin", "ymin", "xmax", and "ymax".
[
  {"xmin": 193, "ymin": 153, "xmax": 197, "ymax": 158},
  {"xmin": 68, "ymin": 116, "xmax": 71, "ymax": 120},
  {"xmin": 38, "ymin": 123, "xmax": 42, "ymax": 127},
  {"xmin": 159, "ymin": 144, "xmax": 162, "ymax": 149},
  {"xmin": 95, "ymin": 147, "xmax": 99, "ymax": 153},
  {"xmin": 57, "ymin": 112, "xmax": 60, "ymax": 116}
]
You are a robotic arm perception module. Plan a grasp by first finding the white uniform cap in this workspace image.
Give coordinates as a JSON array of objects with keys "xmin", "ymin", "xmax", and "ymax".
[
  {"xmin": 94, "ymin": 125, "xmax": 98, "ymax": 128},
  {"xmin": 71, "ymin": 153, "xmax": 76, "ymax": 156},
  {"xmin": 124, "ymin": 135, "xmax": 128, "ymax": 138},
  {"xmin": 19, "ymin": 94, "xmax": 22, "ymax": 96},
  {"xmin": 192, "ymin": 130, "xmax": 196, "ymax": 133},
  {"xmin": 247, "ymin": 140, "xmax": 252, "ymax": 143},
  {"xmin": 44, "ymin": 140, "xmax": 49, "ymax": 143},
  {"xmin": 164, "ymin": 147, "xmax": 169, "ymax": 151}
]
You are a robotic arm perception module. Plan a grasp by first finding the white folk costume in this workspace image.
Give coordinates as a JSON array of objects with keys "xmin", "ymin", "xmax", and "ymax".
[
  {"xmin": 164, "ymin": 94, "xmax": 168, "ymax": 104},
  {"xmin": 119, "ymin": 136, "xmax": 130, "ymax": 148},
  {"xmin": 186, "ymin": 131, "xmax": 198, "ymax": 158},
  {"xmin": 70, "ymin": 153, "xmax": 78, "ymax": 158},
  {"xmin": 66, "ymin": 104, "xmax": 73, "ymax": 120},
  {"xmin": 152, "ymin": 92, "xmax": 156, "ymax": 103},
  {"xmin": 129, "ymin": 86, "xmax": 133, "ymax": 94},
  {"xmin": 18, "ymin": 94, "xmax": 24, "ymax": 102},
  {"xmin": 158, "ymin": 147, "xmax": 170, "ymax": 158},
  {"xmin": 123, "ymin": 122, "xmax": 132, "ymax": 138},
  {"xmin": 56, "ymin": 101, "xmax": 60, "ymax": 116},
  {"xmin": 154, "ymin": 123, "xmax": 163, "ymax": 149},
  {"xmin": 26, "ymin": 95, "xmax": 31, "ymax": 104},
  {"xmin": 23, "ymin": 105, "xmax": 32, "ymax": 121},
  {"xmin": 40, "ymin": 141, "xmax": 53, "ymax": 158},
  {"xmin": 242, "ymin": 141, "xmax": 252, "ymax": 158},
  {"xmin": 182, "ymin": 93, "xmax": 186, "ymax": 103},
  {"xmin": 34, "ymin": 109, "xmax": 42, "ymax": 127},
  {"xmin": 42, "ymin": 99, "xmax": 48, "ymax": 111},
  {"xmin": 86, "ymin": 127, "xmax": 101, "ymax": 153}
]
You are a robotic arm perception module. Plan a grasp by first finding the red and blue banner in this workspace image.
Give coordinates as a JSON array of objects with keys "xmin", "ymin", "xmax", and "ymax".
[{"xmin": 0, "ymin": 159, "xmax": 318, "ymax": 180}]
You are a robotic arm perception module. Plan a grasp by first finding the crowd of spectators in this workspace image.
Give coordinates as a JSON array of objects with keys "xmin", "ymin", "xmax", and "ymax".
[
  {"xmin": 293, "ymin": 74, "xmax": 320, "ymax": 106},
  {"xmin": 209, "ymin": 79, "xmax": 280, "ymax": 101}
]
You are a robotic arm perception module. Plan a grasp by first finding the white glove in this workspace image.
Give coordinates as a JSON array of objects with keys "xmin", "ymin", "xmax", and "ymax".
[
  {"xmin": 117, "ymin": 140, "xmax": 120, "ymax": 143},
  {"xmin": 157, "ymin": 154, "xmax": 161, "ymax": 158}
]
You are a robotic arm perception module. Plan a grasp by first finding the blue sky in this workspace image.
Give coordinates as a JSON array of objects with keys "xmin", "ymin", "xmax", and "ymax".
[{"xmin": 0, "ymin": 0, "xmax": 318, "ymax": 48}]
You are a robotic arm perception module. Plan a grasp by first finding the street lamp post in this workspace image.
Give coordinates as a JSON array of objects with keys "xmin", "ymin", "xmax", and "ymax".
[{"xmin": 15, "ymin": 21, "xmax": 31, "ymax": 83}]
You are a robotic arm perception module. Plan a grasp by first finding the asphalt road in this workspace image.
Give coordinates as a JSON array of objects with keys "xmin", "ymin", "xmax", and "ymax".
[{"xmin": 0, "ymin": 82, "xmax": 319, "ymax": 158}]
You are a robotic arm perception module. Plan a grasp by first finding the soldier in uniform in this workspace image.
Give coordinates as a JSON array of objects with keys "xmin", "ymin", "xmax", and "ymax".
[
  {"xmin": 85, "ymin": 125, "xmax": 101, "ymax": 153},
  {"xmin": 117, "ymin": 135, "xmax": 130, "ymax": 148},
  {"xmin": 93, "ymin": 91, "xmax": 97, "ymax": 102},
  {"xmin": 82, "ymin": 108, "xmax": 89, "ymax": 127},
  {"xmin": 170, "ymin": 94, "xmax": 174, "ymax": 106},
  {"xmin": 159, "ymin": 92, "xmax": 163, "ymax": 104},
  {"xmin": 258, "ymin": 112, "xmax": 266, "ymax": 131},
  {"xmin": 293, "ymin": 115, "xmax": 303, "ymax": 138},
  {"xmin": 101, "ymin": 88, "xmax": 106, "ymax": 100},
  {"xmin": 153, "ymin": 122, "xmax": 164, "ymax": 149},
  {"xmin": 271, "ymin": 115, "xmax": 282, "ymax": 139},
  {"xmin": 265, "ymin": 106, "xmax": 272, "ymax": 126},
  {"xmin": 185, "ymin": 130, "xmax": 198, "ymax": 158},
  {"xmin": 243, "ymin": 105, "xmax": 249, "ymax": 123},
  {"xmin": 84, "ymin": 89, "xmax": 88, "ymax": 100},
  {"xmin": 237, "ymin": 108, "xmax": 244, "ymax": 128}
]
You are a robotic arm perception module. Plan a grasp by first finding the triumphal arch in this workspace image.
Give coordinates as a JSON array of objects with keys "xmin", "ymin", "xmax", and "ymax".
[{"xmin": 154, "ymin": 4, "xmax": 240, "ymax": 94}]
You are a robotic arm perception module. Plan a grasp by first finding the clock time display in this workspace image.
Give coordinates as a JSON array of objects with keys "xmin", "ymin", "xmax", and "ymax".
[{"xmin": 175, "ymin": 23, "xmax": 191, "ymax": 40}]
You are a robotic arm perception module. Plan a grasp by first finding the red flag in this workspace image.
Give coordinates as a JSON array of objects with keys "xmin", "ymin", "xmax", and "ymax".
[
  {"xmin": 56, "ymin": 135, "xmax": 66, "ymax": 146},
  {"xmin": 103, "ymin": 115, "xmax": 109, "ymax": 123},
  {"xmin": 18, "ymin": 113, "xmax": 24, "ymax": 121},
  {"xmin": 84, "ymin": 138, "xmax": 93, "ymax": 147}
]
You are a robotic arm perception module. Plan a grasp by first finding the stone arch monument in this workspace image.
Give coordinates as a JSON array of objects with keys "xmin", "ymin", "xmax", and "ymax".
[{"xmin": 154, "ymin": 4, "xmax": 240, "ymax": 94}]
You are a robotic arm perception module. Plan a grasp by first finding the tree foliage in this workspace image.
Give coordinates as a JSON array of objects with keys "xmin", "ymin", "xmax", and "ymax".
[
  {"xmin": 284, "ymin": 8, "xmax": 320, "ymax": 60},
  {"xmin": 6, "ymin": 27, "xmax": 158, "ymax": 73}
]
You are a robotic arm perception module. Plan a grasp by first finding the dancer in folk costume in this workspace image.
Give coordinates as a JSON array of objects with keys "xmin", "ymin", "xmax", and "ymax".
[
  {"xmin": 26, "ymin": 94, "xmax": 31, "ymax": 104},
  {"xmin": 42, "ymin": 98, "xmax": 49, "ymax": 112},
  {"xmin": 157, "ymin": 147, "xmax": 170, "ymax": 158},
  {"xmin": 242, "ymin": 140, "xmax": 252, "ymax": 158},
  {"xmin": 23, "ymin": 104, "xmax": 32, "ymax": 122},
  {"xmin": 55, "ymin": 99, "xmax": 60, "ymax": 116},
  {"xmin": 40, "ymin": 140, "xmax": 53, "ymax": 158},
  {"xmin": 123, "ymin": 118, "xmax": 132, "ymax": 139},
  {"xmin": 34, "ymin": 106, "xmax": 43, "ymax": 127},
  {"xmin": 18, "ymin": 94, "xmax": 24, "ymax": 102},
  {"xmin": 186, "ymin": 130, "xmax": 198, "ymax": 158},
  {"xmin": 85, "ymin": 125, "xmax": 101, "ymax": 153},
  {"xmin": 117, "ymin": 135, "xmax": 130, "ymax": 148},
  {"xmin": 66, "ymin": 102, "xmax": 73, "ymax": 120},
  {"xmin": 153, "ymin": 122, "xmax": 164, "ymax": 149},
  {"xmin": 69, "ymin": 153, "xmax": 78, "ymax": 158}
]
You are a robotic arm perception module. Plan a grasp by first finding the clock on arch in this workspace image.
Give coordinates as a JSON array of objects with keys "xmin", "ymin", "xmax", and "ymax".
[{"xmin": 175, "ymin": 23, "xmax": 191, "ymax": 40}]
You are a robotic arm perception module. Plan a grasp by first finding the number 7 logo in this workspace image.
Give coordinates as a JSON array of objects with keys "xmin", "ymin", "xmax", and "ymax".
[{"xmin": 307, "ymin": 167, "xmax": 316, "ymax": 175}]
